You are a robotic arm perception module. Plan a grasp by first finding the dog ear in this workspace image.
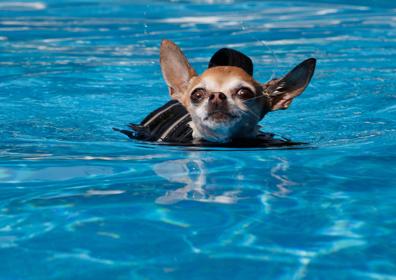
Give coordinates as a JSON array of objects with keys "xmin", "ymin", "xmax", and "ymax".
[
  {"xmin": 264, "ymin": 58, "xmax": 316, "ymax": 111},
  {"xmin": 160, "ymin": 40, "xmax": 197, "ymax": 100}
]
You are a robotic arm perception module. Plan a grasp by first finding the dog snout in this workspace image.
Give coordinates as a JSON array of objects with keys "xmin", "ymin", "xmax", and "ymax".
[{"xmin": 209, "ymin": 92, "xmax": 227, "ymax": 105}]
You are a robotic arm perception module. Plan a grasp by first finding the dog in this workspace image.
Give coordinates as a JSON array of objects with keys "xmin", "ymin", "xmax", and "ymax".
[
  {"xmin": 116, "ymin": 40, "xmax": 316, "ymax": 145},
  {"xmin": 159, "ymin": 40, "xmax": 316, "ymax": 143}
]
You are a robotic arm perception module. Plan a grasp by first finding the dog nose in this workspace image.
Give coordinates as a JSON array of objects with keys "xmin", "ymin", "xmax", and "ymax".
[{"xmin": 209, "ymin": 92, "xmax": 227, "ymax": 104}]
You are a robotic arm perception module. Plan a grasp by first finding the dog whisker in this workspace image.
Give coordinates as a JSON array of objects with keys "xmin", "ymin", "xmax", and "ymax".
[
  {"xmin": 241, "ymin": 107, "xmax": 260, "ymax": 120},
  {"xmin": 242, "ymin": 95, "xmax": 266, "ymax": 103}
]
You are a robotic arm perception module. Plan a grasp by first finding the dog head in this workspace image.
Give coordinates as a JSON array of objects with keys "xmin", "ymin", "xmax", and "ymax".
[{"xmin": 160, "ymin": 40, "xmax": 316, "ymax": 142}]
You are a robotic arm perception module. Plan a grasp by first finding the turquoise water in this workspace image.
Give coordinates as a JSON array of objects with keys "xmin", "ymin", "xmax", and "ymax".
[{"xmin": 1, "ymin": 0, "xmax": 396, "ymax": 279}]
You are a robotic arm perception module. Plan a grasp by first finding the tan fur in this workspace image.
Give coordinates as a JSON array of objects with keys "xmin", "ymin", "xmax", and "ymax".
[
  {"xmin": 180, "ymin": 66, "xmax": 266, "ymax": 108},
  {"xmin": 160, "ymin": 40, "xmax": 197, "ymax": 99}
]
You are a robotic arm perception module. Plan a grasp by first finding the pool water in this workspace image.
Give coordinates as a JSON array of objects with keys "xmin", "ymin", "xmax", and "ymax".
[{"xmin": 1, "ymin": 0, "xmax": 396, "ymax": 279}]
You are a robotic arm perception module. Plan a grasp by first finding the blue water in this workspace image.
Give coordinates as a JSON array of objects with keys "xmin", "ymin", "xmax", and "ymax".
[{"xmin": 1, "ymin": 0, "xmax": 396, "ymax": 279}]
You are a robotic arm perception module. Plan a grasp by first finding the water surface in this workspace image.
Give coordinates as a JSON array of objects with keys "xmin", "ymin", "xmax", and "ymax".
[{"xmin": 0, "ymin": 0, "xmax": 395, "ymax": 279}]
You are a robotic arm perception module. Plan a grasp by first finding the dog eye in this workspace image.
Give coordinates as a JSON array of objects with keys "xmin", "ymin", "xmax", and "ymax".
[
  {"xmin": 191, "ymin": 88, "xmax": 206, "ymax": 103},
  {"xmin": 236, "ymin": 87, "xmax": 255, "ymax": 100}
]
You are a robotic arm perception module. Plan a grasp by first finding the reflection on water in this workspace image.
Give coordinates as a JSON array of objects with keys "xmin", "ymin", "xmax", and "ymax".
[
  {"xmin": 148, "ymin": 151, "xmax": 373, "ymax": 280},
  {"xmin": 154, "ymin": 153, "xmax": 296, "ymax": 206},
  {"xmin": 154, "ymin": 156, "xmax": 239, "ymax": 205}
]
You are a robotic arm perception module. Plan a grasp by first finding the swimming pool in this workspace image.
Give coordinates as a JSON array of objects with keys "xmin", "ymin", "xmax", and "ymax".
[{"xmin": 0, "ymin": 0, "xmax": 395, "ymax": 278}]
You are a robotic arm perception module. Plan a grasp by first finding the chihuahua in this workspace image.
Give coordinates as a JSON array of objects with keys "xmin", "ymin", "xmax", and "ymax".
[{"xmin": 159, "ymin": 39, "xmax": 316, "ymax": 143}]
